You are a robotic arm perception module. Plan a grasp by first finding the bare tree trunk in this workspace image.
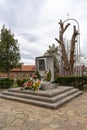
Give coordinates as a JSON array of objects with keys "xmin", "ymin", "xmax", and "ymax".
[
  {"xmin": 55, "ymin": 20, "xmax": 79, "ymax": 77},
  {"xmin": 70, "ymin": 26, "xmax": 79, "ymax": 76},
  {"xmin": 55, "ymin": 20, "xmax": 70, "ymax": 76}
]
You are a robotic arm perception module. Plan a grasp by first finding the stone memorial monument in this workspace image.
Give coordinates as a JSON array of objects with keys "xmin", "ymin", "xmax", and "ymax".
[{"xmin": 35, "ymin": 55, "xmax": 54, "ymax": 82}]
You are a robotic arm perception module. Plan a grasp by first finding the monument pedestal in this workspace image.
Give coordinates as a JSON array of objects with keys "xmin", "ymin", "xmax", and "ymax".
[
  {"xmin": 35, "ymin": 56, "xmax": 54, "ymax": 81},
  {"xmin": 40, "ymin": 83, "xmax": 58, "ymax": 90}
]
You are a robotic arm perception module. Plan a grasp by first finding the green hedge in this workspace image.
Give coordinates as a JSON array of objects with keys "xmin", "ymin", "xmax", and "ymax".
[
  {"xmin": 17, "ymin": 79, "xmax": 28, "ymax": 87},
  {"xmin": 0, "ymin": 78, "xmax": 14, "ymax": 89},
  {"xmin": 54, "ymin": 76, "xmax": 87, "ymax": 90}
]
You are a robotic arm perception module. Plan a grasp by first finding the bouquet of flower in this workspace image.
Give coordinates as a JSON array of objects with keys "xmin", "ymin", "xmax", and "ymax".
[{"xmin": 21, "ymin": 79, "xmax": 41, "ymax": 91}]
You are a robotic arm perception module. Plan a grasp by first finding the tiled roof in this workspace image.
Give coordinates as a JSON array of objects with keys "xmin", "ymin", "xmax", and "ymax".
[{"xmin": 11, "ymin": 65, "xmax": 35, "ymax": 72}]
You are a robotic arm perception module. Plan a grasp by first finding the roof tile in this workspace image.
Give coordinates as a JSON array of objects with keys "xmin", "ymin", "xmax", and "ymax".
[{"xmin": 11, "ymin": 65, "xmax": 35, "ymax": 72}]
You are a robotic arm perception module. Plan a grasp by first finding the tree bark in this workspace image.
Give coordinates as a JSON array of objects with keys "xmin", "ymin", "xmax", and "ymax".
[
  {"xmin": 70, "ymin": 25, "xmax": 79, "ymax": 76},
  {"xmin": 55, "ymin": 20, "xmax": 70, "ymax": 76}
]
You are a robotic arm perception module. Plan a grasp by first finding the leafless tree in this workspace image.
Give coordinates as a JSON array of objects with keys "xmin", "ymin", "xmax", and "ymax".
[{"xmin": 55, "ymin": 20, "xmax": 79, "ymax": 76}]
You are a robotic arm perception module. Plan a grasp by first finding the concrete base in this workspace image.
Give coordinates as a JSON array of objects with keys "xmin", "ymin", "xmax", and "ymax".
[
  {"xmin": 40, "ymin": 83, "xmax": 58, "ymax": 90},
  {"xmin": 0, "ymin": 86, "xmax": 83, "ymax": 109}
]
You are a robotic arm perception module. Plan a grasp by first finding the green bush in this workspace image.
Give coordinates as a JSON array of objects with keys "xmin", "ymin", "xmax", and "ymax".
[
  {"xmin": 17, "ymin": 80, "xmax": 23, "ymax": 87},
  {"xmin": 0, "ymin": 80, "xmax": 4, "ymax": 87},
  {"xmin": 54, "ymin": 76, "xmax": 87, "ymax": 90},
  {"xmin": 17, "ymin": 79, "xmax": 28, "ymax": 87},
  {"xmin": 47, "ymin": 70, "xmax": 51, "ymax": 81},
  {"xmin": 0, "ymin": 78, "xmax": 14, "ymax": 89},
  {"xmin": 35, "ymin": 71, "xmax": 41, "ymax": 79}
]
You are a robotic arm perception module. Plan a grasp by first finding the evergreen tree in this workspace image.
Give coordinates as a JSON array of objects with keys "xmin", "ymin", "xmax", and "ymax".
[{"xmin": 0, "ymin": 25, "xmax": 21, "ymax": 78}]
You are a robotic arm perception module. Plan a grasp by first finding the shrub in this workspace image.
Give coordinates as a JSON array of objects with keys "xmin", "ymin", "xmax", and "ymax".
[
  {"xmin": 17, "ymin": 79, "xmax": 28, "ymax": 87},
  {"xmin": 35, "ymin": 71, "xmax": 41, "ymax": 79},
  {"xmin": 0, "ymin": 78, "xmax": 14, "ymax": 89},
  {"xmin": 17, "ymin": 80, "xmax": 23, "ymax": 87},
  {"xmin": 47, "ymin": 70, "xmax": 51, "ymax": 81},
  {"xmin": 54, "ymin": 76, "xmax": 87, "ymax": 90}
]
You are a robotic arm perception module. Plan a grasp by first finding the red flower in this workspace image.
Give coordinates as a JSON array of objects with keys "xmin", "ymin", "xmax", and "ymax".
[{"xmin": 27, "ymin": 81, "xmax": 33, "ymax": 87}]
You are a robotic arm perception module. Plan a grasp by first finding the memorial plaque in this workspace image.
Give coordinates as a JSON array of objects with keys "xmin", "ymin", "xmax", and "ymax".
[{"xmin": 38, "ymin": 59, "xmax": 45, "ymax": 70}]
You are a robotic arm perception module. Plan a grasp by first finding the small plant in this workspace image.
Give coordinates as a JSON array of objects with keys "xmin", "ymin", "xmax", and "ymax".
[
  {"xmin": 35, "ymin": 71, "xmax": 41, "ymax": 79},
  {"xmin": 47, "ymin": 70, "xmax": 51, "ymax": 81},
  {"xmin": 17, "ymin": 79, "xmax": 26, "ymax": 87},
  {"xmin": 43, "ymin": 69, "xmax": 51, "ymax": 82}
]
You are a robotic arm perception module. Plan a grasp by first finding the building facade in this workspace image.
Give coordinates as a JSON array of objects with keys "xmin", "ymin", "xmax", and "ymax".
[{"xmin": 0, "ymin": 65, "xmax": 35, "ymax": 79}]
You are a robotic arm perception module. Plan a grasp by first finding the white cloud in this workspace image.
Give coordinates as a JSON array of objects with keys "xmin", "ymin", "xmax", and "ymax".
[{"xmin": 0, "ymin": 0, "xmax": 87, "ymax": 64}]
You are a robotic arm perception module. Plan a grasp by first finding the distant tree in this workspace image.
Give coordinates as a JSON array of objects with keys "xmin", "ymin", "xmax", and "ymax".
[
  {"xmin": 0, "ymin": 25, "xmax": 21, "ymax": 78},
  {"xmin": 44, "ymin": 44, "xmax": 59, "ymax": 78}
]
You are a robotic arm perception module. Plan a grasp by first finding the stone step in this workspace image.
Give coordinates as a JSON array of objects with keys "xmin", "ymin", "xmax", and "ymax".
[
  {"xmin": 2, "ymin": 88, "xmax": 79, "ymax": 103},
  {"xmin": 54, "ymin": 91, "xmax": 83, "ymax": 109},
  {"xmin": 0, "ymin": 91, "xmax": 82, "ymax": 109},
  {"xmin": 8, "ymin": 86, "xmax": 74, "ymax": 97}
]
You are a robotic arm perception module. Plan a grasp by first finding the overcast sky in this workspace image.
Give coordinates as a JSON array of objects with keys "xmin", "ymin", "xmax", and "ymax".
[{"xmin": 0, "ymin": 0, "xmax": 87, "ymax": 65}]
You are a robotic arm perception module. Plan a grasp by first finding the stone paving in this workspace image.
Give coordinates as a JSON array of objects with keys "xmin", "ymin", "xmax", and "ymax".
[{"xmin": 0, "ymin": 91, "xmax": 87, "ymax": 130}]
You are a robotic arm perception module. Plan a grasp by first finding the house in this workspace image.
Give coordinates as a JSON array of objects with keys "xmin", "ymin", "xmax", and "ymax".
[{"xmin": 0, "ymin": 65, "xmax": 35, "ymax": 79}]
